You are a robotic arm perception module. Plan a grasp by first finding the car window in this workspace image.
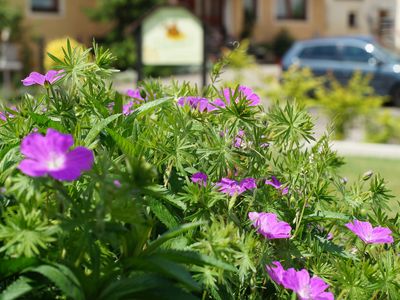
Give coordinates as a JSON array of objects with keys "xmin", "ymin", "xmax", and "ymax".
[
  {"xmin": 341, "ymin": 46, "xmax": 373, "ymax": 63},
  {"xmin": 298, "ymin": 45, "xmax": 339, "ymax": 60}
]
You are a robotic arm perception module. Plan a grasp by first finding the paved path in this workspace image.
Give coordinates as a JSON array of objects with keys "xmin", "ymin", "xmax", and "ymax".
[{"xmin": 331, "ymin": 141, "xmax": 400, "ymax": 159}]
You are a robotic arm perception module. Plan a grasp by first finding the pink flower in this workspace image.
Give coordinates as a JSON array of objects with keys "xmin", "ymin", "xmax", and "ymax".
[
  {"xmin": 282, "ymin": 268, "xmax": 334, "ymax": 300},
  {"xmin": 248, "ymin": 212, "xmax": 291, "ymax": 239},
  {"xmin": 126, "ymin": 88, "xmax": 144, "ymax": 104},
  {"xmin": 216, "ymin": 177, "xmax": 256, "ymax": 196},
  {"xmin": 207, "ymin": 86, "xmax": 260, "ymax": 111},
  {"xmin": 345, "ymin": 220, "xmax": 394, "ymax": 244},
  {"xmin": 113, "ymin": 180, "xmax": 122, "ymax": 188},
  {"xmin": 178, "ymin": 96, "xmax": 209, "ymax": 112},
  {"xmin": 0, "ymin": 112, "xmax": 6, "ymax": 121},
  {"xmin": 265, "ymin": 176, "xmax": 288, "ymax": 195},
  {"xmin": 22, "ymin": 70, "xmax": 64, "ymax": 86},
  {"xmin": 122, "ymin": 102, "xmax": 134, "ymax": 115},
  {"xmin": 266, "ymin": 261, "xmax": 285, "ymax": 286},
  {"xmin": 234, "ymin": 130, "xmax": 245, "ymax": 148},
  {"xmin": 18, "ymin": 128, "xmax": 94, "ymax": 181},
  {"xmin": 191, "ymin": 172, "xmax": 208, "ymax": 186}
]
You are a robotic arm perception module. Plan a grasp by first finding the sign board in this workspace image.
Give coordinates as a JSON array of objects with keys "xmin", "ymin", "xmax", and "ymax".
[{"xmin": 142, "ymin": 6, "xmax": 204, "ymax": 66}]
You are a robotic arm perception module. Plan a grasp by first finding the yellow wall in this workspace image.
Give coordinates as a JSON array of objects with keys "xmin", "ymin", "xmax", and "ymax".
[
  {"xmin": 10, "ymin": 0, "xmax": 112, "ymax": 69},
  {"xmin": 247, "ymin": 0, "xmax": 326, "ymax": 43}
]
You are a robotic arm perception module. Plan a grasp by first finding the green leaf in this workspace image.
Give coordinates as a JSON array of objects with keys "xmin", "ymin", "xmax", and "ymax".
[
  {"xmin": 0, "ymin": 276, "xmax": 33, "ymax": 300},
  {"xmin": 28, "ymin": 112, "xmax": 64, "ymax": 131},
  {"xmin": 84, "ymin": 114, "xmax": 120, "ymax": 147},
  {"xmin": 127, "ymin": 96, "xmax": 172, "ymax": 120},
  {"xmin": 157, "ymin": 250, "xmax": 236, "ymax": 272},
  {"xmin": 148, "ymin": 198, "xmax": 179, "ymax": 229},
  {"xmin": 98, "ymin": 274, "xmax": 198, "ymax": 300},
  {"xmin": 0, "ymin": 257, "xmax": 39, "ymax": 280},
  {"xmin": 106, "ymin": 128, "xmax": 136, "ymax": 159},
  {"xmin": 144, "ymin": 222, "xmax": 204, "ymax": 254},
  {"xmin": 133, "ymin": 257, "xmax": 200, "ymax": 291},
  {"xmin": 23, "ymin": 264, "xmax": 84, "ymax": 300},
  {"xmin": 145, "ymin": 185, "xmax": 186, "ymax": 210}
]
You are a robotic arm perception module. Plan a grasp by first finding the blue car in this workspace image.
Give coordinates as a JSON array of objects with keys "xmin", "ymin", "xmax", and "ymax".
[{"xmin": 281, "ymin": 36, "xmax": 400, "ymax": 105}]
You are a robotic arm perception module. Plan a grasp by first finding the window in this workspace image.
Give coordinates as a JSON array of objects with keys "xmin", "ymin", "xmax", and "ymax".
[
  {"xmin": 341, "ymin": 46, "xmax": 373, "ymax": 63},
  {"xmin": 31, "ymin": 0, "xmax": 59, "ymax": 13},
  {"xmin": 276, "ymin": 0, "xmax": 307, "ymax": 20},
  {"xmin": 298, "ymin": 45, "xmax": 339, "ymax": 60},
  {"xmin": 348, "ymin": 12, "xmax": 357, "ymax": 28}
]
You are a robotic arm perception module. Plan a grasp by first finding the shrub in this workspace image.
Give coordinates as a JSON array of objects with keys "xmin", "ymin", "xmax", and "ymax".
[
  {"xmin": 365, "ymin": 109, "xmax": 400, "ymax": 143},
  {"xmin": 0, "ymin": 42, "xmax": 398, "ymax": 299},
  {"xmin": 314, "ymin": 72, "xmax": 385, "ymax": 140}
]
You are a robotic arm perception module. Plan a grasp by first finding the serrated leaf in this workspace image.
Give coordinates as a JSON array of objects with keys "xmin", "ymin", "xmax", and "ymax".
[
  {"xmin": 106, "ymin": 128, "xmax": 136, "ymax": 159},
  {"xmin": 0, "ymin": 276, "xmax": 33, "ymax": 300},
  {"xmin": 145, "ymin": 185, "xmax": 186, "ymax": 210},
  {"xmin": 23, "ymin": 264, "xmax": 84, "ymax": 300},
  {"xmin": 148, "ymin": 198, "xmax": 179, "ymax": 229}
]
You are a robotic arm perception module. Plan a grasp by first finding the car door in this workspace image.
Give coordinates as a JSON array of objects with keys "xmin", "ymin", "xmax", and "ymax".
[
  {"xmin": 297, "ymin": 44, "xmax": 343, "ymax": 80},
  {"xmin": 337, "ymin": 44, "xmax": 378, "ymax": 85}
]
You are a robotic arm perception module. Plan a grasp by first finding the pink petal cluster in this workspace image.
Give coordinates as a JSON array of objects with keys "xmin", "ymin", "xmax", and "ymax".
[
  {"xmin": 0, "ymin": 105, "xmax": 18, "ymax": 121},
  {"xmin": 234, "ymin": 130, "xmax": 245, "ymax": 148},
  {"xmin": 265, "ymin": 176, "xmax": 289, "ymax": 195},
  {"xmin": 208, "ymin": 86, "xmax": 260, "ymax": 111},
  {"xmin": 18, "ymin": 128, "xmax": 94, "ymax": 181},
  {"xmin": 22, "ymin": 70, "xmax": 64, "ymax": 86},
  {"xmin": 216, "ymin": 177, "xmax": 256, "ymax": 196},
  {"xmin": 177, "ymin": 96, "xmax": 209, "ymax": 112},
  {"xmin": 191, "ymin": 172, "xmax": 208, "ymax": 186},
  {"xmin": 266, "ymin": 262, "xmax": 334, "ymax": 300},
  {"xmin": 345, "ymin": 220, "xmax": 393, "ymax": 244},
  {"xmin": 249, "ymin": 212, "xmax": 291, "ymax": 239}
]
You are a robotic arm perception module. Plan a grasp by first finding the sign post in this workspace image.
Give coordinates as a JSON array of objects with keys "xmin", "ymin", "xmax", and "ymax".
[{"xmin": 136, "ymin": 5, "xmax": 206, "ymax": 86}]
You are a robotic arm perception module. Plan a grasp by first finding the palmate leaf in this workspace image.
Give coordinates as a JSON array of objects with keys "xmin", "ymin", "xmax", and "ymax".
[
  {"xmin": 23, "ymin": 264, "xmax": 84, "ymax": 300},
  {"xmin": 0, "ymin": 276, "xmax": 33, "ymax": 300}
]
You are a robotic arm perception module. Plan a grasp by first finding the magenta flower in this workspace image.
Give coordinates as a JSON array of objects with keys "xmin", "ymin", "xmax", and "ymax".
[
  {"xmin": 282, "ymin": 268, "xmax": 334, "ymax": 300},
  {"xmin": 178, "ymin": 96, "xmax": 209, "ymax": 112},
  {"xmin": 234, "ymin": 130, "xmax": 245, "ymax": 148},
  {"xmin": 18, "ymin": 128, "xmax": 94, "ymax": 181},
  {"xmin": 122, "ymin": 102, "xmax": 135, "ymax": 115},
  {"xmin": 207, "ymin": 86, "xmax": 260, "ymax": 111},
  {"xmin": 216, "ymin": 177, "xmax": 256, "ymax": 196},
  {"xmin": 265, "ymin": 176, "xmax": 289, "ymax": 195},
  {"xmin": 113, "ymin": 180, "xmax": 122, "ymax": 188},
  {"xmin": 22, "ymin": 70, "xmax": 64, "ymax": 86},
  {"xmin": 345, "ymin": 220, "xmax": 394, "ymax": 244},
  {"xmin": 191, "ymin": 172, "xmax": 208, "ymax": 186},
  {"xmin": 249, "ymin": 212, "xmax": 291, "ymax": 239},
  {"xmin": 266, "ymin": 261, "xmax": 285, "ymax": 286},
  {"xmin": 0, "ymin": 112, "xmax": 6, "ymax": 121},
  {"xmin": 126, "ymin": 88, "xmax": 144, "ymax": 104}
]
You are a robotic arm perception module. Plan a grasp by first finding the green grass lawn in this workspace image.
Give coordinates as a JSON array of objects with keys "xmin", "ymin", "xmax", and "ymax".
[{"xmin": 340, "ymin": 156, "xmax": 400, "ymax": 214}]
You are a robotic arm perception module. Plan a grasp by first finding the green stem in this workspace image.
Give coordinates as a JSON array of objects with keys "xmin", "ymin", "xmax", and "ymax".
[{"xmin": 291, "ymin": 197, "xmax": 309, "ymax": 239}]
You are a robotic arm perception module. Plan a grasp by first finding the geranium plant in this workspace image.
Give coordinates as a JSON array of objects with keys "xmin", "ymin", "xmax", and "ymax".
[{"xmin": 0, "ymin": 41, "xmax": 398, "ymax": 299}]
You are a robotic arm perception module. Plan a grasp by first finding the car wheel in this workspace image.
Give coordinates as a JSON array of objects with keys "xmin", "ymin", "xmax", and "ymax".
[{"xmin": 390, "ymin": 85, "xmax": 400, "ymax": 107}]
